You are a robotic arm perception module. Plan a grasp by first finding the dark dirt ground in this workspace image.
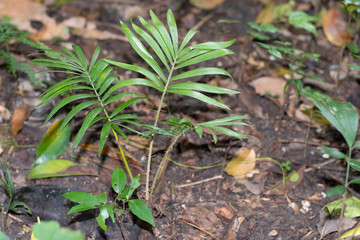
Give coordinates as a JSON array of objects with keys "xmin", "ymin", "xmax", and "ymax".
[{"xmin": 1, "ymin": 0, "xmax": 360, "ymax": 239}]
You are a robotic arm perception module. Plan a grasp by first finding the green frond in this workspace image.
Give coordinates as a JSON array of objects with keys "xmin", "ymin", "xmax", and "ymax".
[
  {"xmin": 109, "ymin": 96, "xmax": 147, "ymax": 118},
  {"xmin": 72, "ymin": 107, "xmax": 103, "ymax": 150},
  {"xmin": 150, "ymin": 10, "xmax": 175, "ymax": 59},
  {"xmin": 121, "ymin": 21, "xmax": 167, "ymax": 82},
  {"xmin": 178, "ymin": 29, "xmax": 198, "ymax": 55},
  {"xmin": 167, "ymin": 9, "xmax": 178, "ymax": 56},
  {"xmin": 175, "ymin": 49, "xmax": 235, "ymax": 69},
  {"xmin": 105, "ymin": 60, "xmax": 164, "ymax": 89},
  {"xmin": 166, "ymin": 89, "xmax": 231, "ymax": 110},
  {"xmin": 170, "ymin": 67, "xmax": 233, "ymax": 81},
  {"xmin": 99, "ymin": 121, "xmax": 112, "ymax": 155},
  {"xmin": 168, "ymin": 82, "xmax": 238, "ymax": 94},
  {"xmin": 132, "ymin": 22, "xmax": 171, "ymax": 72}
]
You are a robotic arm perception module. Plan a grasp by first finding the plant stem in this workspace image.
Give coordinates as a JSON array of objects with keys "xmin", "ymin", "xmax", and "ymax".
[
  {"xmin": 339, "ymin": 149, "xmax": 352, "ymax": 234},
  {"xmin": 145, "ymin": 60, "xmax": 177, "ymax": 201},
  {"xmin": 83, "ymin": 66, "xmax": 134, "ymax": 180},
  {"xmin": 150, "ymin": 129, "xmax": 184, "ymax": 196},
  {"xmin": 113, "ymin": 129, "xmax": 133, "ymax": 180}
]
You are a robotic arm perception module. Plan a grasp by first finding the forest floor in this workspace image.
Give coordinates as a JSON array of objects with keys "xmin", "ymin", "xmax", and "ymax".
[{"xmin": 1, "ymin": 0, "xmax": 360, "ymax": 239}]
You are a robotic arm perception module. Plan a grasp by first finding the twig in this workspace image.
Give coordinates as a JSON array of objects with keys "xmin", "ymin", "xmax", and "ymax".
[
  {"xmin": 193, "ymin": 13, "xmax": 215, "ymax": 31},
  {"xmin": 174, "ymin": 175, "xmax": 224, "ymax": 188},
  {"xmin": 180, "ymin": 219, "xmax": 218, "ymax": 239}
]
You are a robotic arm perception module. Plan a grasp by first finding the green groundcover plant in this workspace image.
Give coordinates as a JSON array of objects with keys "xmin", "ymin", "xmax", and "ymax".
[{"xmin": 33, "ymin": 9, "xmax": 249, "ymax": 231}]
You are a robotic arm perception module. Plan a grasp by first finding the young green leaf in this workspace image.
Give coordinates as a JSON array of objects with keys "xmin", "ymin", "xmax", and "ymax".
[
  {"xmin": 289, "ymin": 11, "xmax": 318, "ymax": 36},
  {"xmin": 27, "ymin": 159, "xmax": 79, "ymax": 179},
  {"xmin": 325, "ymin": 185, "xmax": 346, "ymax": 197},
  {"xmin": 321, "ymin": 146, "xmax": 346, "ymax": 159},
  {"xmin": 312, "ymin": 93, "xmax": 358, "ymax": 148},
  {"xmin": 34, "ymin": 119, "xmax": 71, "ymax": 166},
  {"xmin": 112, "ymin": 168, "xmax": 127, "ymax": 194},
  {"xmin": 129, "ymin": 199, "xmax": 155, "ymax": 227}
]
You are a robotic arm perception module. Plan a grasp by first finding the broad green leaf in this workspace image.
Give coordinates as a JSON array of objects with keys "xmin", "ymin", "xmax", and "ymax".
[
  {"xmin": 105, "ymin": 60, "xmax": 164, "ymax": 88},
  {"xmin": 126, "ymin": 175, "xmax": 141, "ymax": 200},
  {"xmin": 121, "ymin": 21, "xmax": 166, "ymax": 82},
  {"xmin": 167, "ymin": 9, "xmax": 178, "ymax": 55},
  {"xmin": 72, "ymin": 107, "xmax": 103, "ymax": 150},
  {"xmin": 289, "ymin": 11, "xmax": 318, "ymax": 36},
  {"xmin": 326, "ymin": 185, "xmax": 346, "ymax": 197},
  {"xmin": 350, "ymin": 159, "xmax": 360, "ymax": 171},
  {"xmin": 349, "ymin": 178, "xmax": 360, "ymax": 185},
  {"xmin": 129, "ymin": 199, "xmax": 155, "ymax": 227},
  {"xmin": 98, "ymin": 204, "xmax": 109, "ymax": 221},
  {"xmin": 191, "ymin": 39, "xmax": 235, "ymax": 50},
  {"xmin": 62, "ymin": 191, "xmax": 105, "ymax": 205},
  {"xmin": 111, "ymin": 168, "xmax": 127, "ymax": 194},
  {"xmin": 168, "ymin": 82, "xmax": 238, "ymax": 94},
  {"xmin": 247, "ymin": 22, "xmax": 281, "ymax": 33},
  {"xmin": 312, "ymin": 94, "xmax": 358, "ymax": 148},
  {"xmin": 27, "ymin": 159, "xmax": 79, "ymax": 179},
  {"xmin": 99, "ymin": 122, "xmax": 112, "ymax": 155},
  {"xmin": 106, "ymin": 204, "xmax": 116, "ymax": 223},
  {"xmin": 0, "ymin": 231, "xmax": 10, "ymax": 240},
  {"xmin": 325, "ymin": 196, "xmax": 360, "ymax": 218},
  {"xmin": 167, "ymin": 89, "xmax": 231, "ymax": 110},
  {"xmin": 96, "ymin": 213, "xmax": 107, "ymax": 232},
  {"xmin": 67, "ymin": 203, "xmax": 97, "ymax": 215},
  {"xmin": 31, "ymin": 221, "xmax": 85, "ymax": 240},
  {"xmin": 175, "ymin": 49, "xmax": 234, "ymax": 69},
  {"xmin": 321, "ymin": 146, "xmax": 346, "ymax": 159},
  {"xmin": 170, "ymin": 67, "xmax": 232, "ymax": 81},
  {"xmin": 34, "ymin": 119, "xmax": 70, "ymax": 166}
]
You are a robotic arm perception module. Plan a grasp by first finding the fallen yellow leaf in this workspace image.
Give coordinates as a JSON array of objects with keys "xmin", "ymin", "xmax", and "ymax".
[{"xmin": 225, "ymin": 148, "xmax": 256, "ymax": 177}]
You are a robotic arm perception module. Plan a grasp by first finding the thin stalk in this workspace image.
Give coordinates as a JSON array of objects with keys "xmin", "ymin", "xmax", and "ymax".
[
  {"xmin": 113, "ymin": 129, "xmax": 133, "ymax": 180},
  {"xmin": 338, "ymin": 149, "xmax": 352, "ymax": 236},
  {"xmin": 150, "ymin": 128, "xmax": 185, "ymax": 196},
  {"xmin": 83, "ymin": 66, "xmax": 134, "ymax": 179},
  {"xmin": 145, "ymin": 59, "xmax": 177, "ymax": 201},
  {"xmin": 255, "ymin": 157, "xmax": 286, "ymax": 189}
]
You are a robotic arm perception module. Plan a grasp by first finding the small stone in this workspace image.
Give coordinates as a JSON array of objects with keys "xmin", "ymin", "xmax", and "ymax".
[
  {"xmin": 268, "ymin": 229, "xmax": 278, "ymax": 237},
  {"xmin": 322, "ymin": 153, "xmax": 330, "ymax": 159}
]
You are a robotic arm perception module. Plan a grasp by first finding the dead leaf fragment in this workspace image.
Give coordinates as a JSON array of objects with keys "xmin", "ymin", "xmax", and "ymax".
[
  {"xmin": 249, "ymin": 76, "xmax": 290, "ymax": 106},
  {"xmin": 11, "ymin": 104, "xmax": 31, "ymax": 137},
  {"xmin": 225, "ymin": 148, "xmax": 256, "ymax": 177},
  {"xmin": 322, "ymin": 7, "xmax": 352, "ymax": 46},
  {"xmin": 256, "ymin": 0, "xmax": 275, "ymax": 24},
  {"xmin": 189, "ymin": 0, "xmax": 226, "ymax": 10},
  {"xmin": 0, "ymin": 105, "xmax": 11, "ymax": 123}
]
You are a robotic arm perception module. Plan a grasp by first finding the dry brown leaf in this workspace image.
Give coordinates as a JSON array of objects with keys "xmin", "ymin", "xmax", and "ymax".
[
  {"xmin": 256, "ymin": 0, "xmax": 275, "ymax": 24},
  {"xmin": 73, "ymin": 28, "xmax": 129, "ymax": 42},
  {"xmin": 225, "ymin": 148, "xmax": 256, "ymax": 177},
  {"xmin": 11, "ymin": 104, "xmax": 31, "ymax": 137},
  {"xmin": 322, "ymin": 7, "xmax": 352, "ymax": 46},
  {"xmin": 0, "ymin": 0, "xmax": 69, "ymax": 41},
  {"xmin": 249, "ymin": 76, "xmax": 290, "ymax": 106},
  {"xmin": 189, "ymin": 0, "xmax": 226, "ymax": 10}
]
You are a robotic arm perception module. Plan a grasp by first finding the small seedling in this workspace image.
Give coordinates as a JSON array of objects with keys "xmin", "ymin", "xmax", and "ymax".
[
  {"xmin": 0, "ymin": 160, "xmax": 32, "ymax": 231},
  {"xmin": 62, "ymin": 168, "xmax": 154, "ymax": 231},
  {"xmin": 311, "ymin": 92, "xmax": 360, "ymax": 235},
  {"xmin": 0, "ymin": 16, "xmax": 46, "ymax": 87}
]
